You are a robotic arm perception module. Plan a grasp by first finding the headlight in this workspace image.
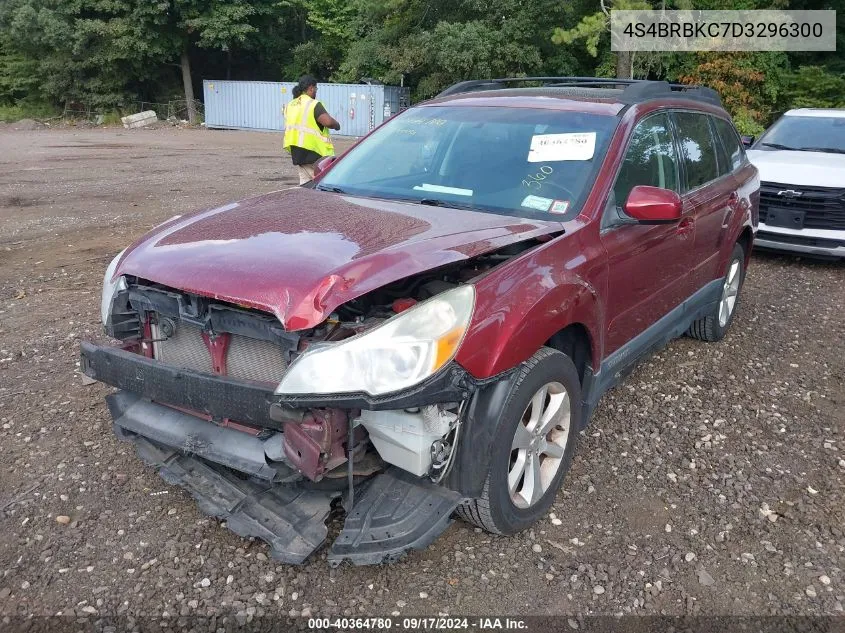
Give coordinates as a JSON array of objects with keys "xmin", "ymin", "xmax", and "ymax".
[
  {"xmin": 100, "ymin": 249, "xmax": 127, "ymax": 325},
  {"xmin": 276, "ymin": 285, "xmax": 475, "ymax": 396}
]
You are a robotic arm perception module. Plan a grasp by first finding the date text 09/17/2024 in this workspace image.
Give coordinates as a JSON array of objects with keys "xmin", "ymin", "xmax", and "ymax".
[{"xmin": 307, "ymin": 617, "xmax": 528, "ymax": 630}]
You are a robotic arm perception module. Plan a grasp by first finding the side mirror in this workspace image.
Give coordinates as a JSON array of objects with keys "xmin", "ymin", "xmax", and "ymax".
[
  {"xmin": 314, "ymin": 155, "xmax": 337, "ymax": 178},
  {"xmin": 623, "ymin": 185, "xmax": 682, "ymax": 224},
  {"xmin": 740, "ymin": 135, "xmax": 755, "ymax": 148}
]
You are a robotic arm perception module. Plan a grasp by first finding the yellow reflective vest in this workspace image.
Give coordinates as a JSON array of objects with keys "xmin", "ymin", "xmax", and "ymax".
[{"xmin": 283, "ymin": 95, "xmax": 334, "ymax": 157}]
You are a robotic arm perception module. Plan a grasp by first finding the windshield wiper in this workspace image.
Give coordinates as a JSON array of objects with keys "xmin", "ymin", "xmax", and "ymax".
[
  {"xmin": 797, "ymin": 146, "xmax": 845, "ymax": 154},
  {"xmin": 759, "ymin": 142, "xmax": 802, "ymax": 151},
  {"xmin": 315, "ymin": 185, "xmax": 346, "ymax": 193},
  {"xmin": 418, "ymin": 198, "xmax": 487, "ymax": 212},
  {"xmin": 344, "ymin": 192, "xmax": 496, "ymax": 213}
]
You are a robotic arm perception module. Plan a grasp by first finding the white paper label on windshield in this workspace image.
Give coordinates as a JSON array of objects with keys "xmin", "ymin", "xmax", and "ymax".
[
  {"xmin": 413, "ymin": 183, "xmax": 473, "ymax": 196},
  {"xmin": 521, "ymin": 195, "xmax": 553, "ymax": 211},
  {"xmin": 527, "ymin": 132, "xmax": 596, "ymax": 163}
]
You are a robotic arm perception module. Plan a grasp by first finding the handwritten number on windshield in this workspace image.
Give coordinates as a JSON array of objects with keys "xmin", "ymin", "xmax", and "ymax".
[{"xmin": 522, "ymin": 165, "xmax": 553, "ymax": 189}]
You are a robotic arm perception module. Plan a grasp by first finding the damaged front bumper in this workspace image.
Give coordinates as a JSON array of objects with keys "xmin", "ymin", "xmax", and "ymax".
[
  {"xmin": 81, "ymin": 341, "xmax": 470, "ymax": 564},
  {"xmin": 113, "ymin": 403, "xmax": 462, "ymax": 565},
  {"xmin": 107, "ymin": 390, "xmax": 295, "ymax": 482},
  {"xmin": 80, "ymin": 341, "xmax": 478, "ymax": 421}
]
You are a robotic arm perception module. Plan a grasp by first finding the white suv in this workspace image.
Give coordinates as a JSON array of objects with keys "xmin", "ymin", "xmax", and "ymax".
[{"xmin": 747, "ymin": 108, "xmax": 845, "ymax": 259}]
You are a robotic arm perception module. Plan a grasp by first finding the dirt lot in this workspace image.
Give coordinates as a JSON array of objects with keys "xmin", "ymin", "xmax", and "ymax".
[{"xmin": 0, "ymin": 126, "xmax": 843, "ymax": 623}]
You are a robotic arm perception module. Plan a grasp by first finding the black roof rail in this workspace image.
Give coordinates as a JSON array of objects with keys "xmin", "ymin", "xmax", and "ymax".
[{"xmin": 436, "ymin": 77, "xmax": 722, "ymax": 106}]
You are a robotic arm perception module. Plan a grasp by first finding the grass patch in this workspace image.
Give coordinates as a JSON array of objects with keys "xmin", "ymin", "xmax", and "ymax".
[
  {"xmin": 100, "ymin": 111, "xmax": 123, "ymax": 125},
  {"xmin": 0, "ymin": 102, "xmax": 60, "ymax": 122}
]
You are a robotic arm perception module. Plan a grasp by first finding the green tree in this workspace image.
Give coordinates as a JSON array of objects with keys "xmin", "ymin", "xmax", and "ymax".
[
  {"xmin": 0, "ymin": 36, "xmax": 41, "ymax": 105},
  {"xmin": 552, "ymin": 0, "xmax": 653, "ymax": 79},
  {"xmin": 668, "ymin": 51, "xmax": 788, "ymax": 132},
  {"xmin": 0, "ymin": 0, "xmax": 844, "ymax": 125},
  {"xmin": 0, "ymin": 0, "xmax": 288, "ymax": 119},
  {"xmin": 279, "ymin": 0, "xmax": 357, "ymax": 79},
  {"xmin": 332, "ymin": 0, "xmax": 578, "ymax": 99},
  {"xmin": 779, "ymin": 65, "xmax": 845, "ymax": 111},
  {"xmin": 174, "ymin": 0, "xmax": 277, "ymax": 121},
  {"xmin": 0, "ymin": 0, "xmax": 144, "ymax": 109}
]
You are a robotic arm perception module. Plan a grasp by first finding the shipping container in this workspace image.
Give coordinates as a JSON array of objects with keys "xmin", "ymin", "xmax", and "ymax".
[{"xmin": 203, "ymin": 80, "xmax": 410, "ymax": 137}]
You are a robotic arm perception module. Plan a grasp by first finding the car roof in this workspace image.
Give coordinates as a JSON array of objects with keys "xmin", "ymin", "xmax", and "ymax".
[
  {"xmin": 424, "ymin": 88, "xmax": 627, "ymax": 116},
  {"xmin": 425, "ymin": 78, "xmax": 726, "ymax": 118},
  {"xmin": 424, "ymin": 87, "xmax": 731, "ymax": 119},
  {"xmin": 784, "ymin": 108, "xmax": 845, "ymax": 118}
]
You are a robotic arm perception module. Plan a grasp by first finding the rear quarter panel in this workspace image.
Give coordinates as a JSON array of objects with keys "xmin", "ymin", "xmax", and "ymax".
[{"xmin": 727, "ymin": 161, "xmax": 760, "ymax": 271}]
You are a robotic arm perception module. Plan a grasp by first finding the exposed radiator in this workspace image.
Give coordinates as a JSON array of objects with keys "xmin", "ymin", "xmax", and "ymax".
[
  {"xmin": 152, "ymin": 321, "xmax": 287, "ymax": 384},
  {"xmin": 226, "ymin": 331, "xmax": 288, "ymax": 383},
  {"xmin": 155, "ymin": 322, "xmax": 213, "ymax": 374}
]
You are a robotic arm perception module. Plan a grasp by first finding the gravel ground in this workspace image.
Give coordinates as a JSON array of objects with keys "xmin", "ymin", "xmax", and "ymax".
[{"xmin": 0, "ymin": 127, "xmax": 843, "ymax": 622}]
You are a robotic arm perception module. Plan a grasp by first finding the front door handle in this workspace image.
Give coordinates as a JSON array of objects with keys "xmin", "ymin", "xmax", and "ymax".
[{"xmin": 677, "ymin": 217, "xmax": 694, "ymax": 240}]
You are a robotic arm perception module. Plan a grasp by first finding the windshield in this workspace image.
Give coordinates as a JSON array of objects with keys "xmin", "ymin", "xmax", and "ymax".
[
  {"xmin": 317, "ymin": 105, "xmax": 618, "ymax": 219},
  {"xmin": 754, "ymin": 114, "xmax": 845, "ymax": 153}
]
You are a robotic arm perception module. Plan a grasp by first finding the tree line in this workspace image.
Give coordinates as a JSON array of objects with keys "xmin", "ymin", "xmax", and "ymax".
[{"xmin": 1, "ymin": 0, "xmax": 843, "ymax": 134}]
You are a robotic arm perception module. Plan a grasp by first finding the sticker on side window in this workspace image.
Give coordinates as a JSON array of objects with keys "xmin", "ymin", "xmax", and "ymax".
[
  {"xmin": 521, "ymin": 195, "xmax": 553, "ymax": 212},
  {"xmin": 549, "ymin": 200, "xmax": 570, "ymax": 214},
  {"xmin": 527, "ymin": 132, "xmax": 596, "ymax": 163}
]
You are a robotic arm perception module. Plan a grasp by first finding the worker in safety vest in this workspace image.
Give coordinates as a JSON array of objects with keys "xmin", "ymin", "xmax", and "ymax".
[{"xmin": 283, "ymin": 75, "xmax": 340, "ymax": 184}]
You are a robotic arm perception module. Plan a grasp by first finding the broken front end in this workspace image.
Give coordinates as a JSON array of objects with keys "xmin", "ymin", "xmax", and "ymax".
[{"xmin": 82, "ymin": 251, "xmax": 523, "ymax": 565}]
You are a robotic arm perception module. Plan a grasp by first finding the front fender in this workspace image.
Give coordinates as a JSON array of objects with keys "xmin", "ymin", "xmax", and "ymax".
[{"xmin": 455, "ymin": 232, "xmax": 604, "ymax": 379}]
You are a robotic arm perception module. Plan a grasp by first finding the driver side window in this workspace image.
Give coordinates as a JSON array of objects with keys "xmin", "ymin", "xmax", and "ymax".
[{"xmin": 613, "ymin": 113, "xmax": 679, "ymax": 210}]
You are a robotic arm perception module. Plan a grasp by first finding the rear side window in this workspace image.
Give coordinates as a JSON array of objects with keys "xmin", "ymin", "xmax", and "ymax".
[
  {"xmin": 613, "ymin": 113, "xmax": 680, "ymax": 207},
  {"xmin": 674, "ymin": 112, "xmax": 720, "ymax": 191},
  {"xmin": 712, "ymin": 117, "xmax": 745, "ymax": 172}
]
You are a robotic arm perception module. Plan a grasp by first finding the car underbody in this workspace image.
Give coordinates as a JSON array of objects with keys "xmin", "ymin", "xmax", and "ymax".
[{"xmin": 83, "ymin": 240, "xmax": 543, "ymax": 564}]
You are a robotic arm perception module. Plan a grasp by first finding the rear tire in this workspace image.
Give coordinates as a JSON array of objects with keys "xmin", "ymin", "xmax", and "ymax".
[
  {"xmin": 456, "ymin": 347, "xmax": 581, "ymax": 535},
  {"xmin": 687, "ymin": 242, "xmax": 745, "ymax": 342}
]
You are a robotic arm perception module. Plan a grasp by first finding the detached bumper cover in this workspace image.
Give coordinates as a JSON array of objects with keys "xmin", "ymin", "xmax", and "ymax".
[
  {"xmin": 114, "ymin": 416, "xmax": 463, "ymax": 565},
  {"xmin": 329, "ymin": 469, "xmax": 464, "ymax": 566},
  {"xmin": 121, "ymin": 427, "xmax": 335, "ymax": 564}
]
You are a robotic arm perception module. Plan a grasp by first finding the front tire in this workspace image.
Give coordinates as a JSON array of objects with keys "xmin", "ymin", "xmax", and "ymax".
[
  {"xmin": 457, "ymin": 347, "xmax": 581, "ymax": 535},
  {"xmin": 687, "ymin": 242, "xmax": 745, "ymax": 342}
]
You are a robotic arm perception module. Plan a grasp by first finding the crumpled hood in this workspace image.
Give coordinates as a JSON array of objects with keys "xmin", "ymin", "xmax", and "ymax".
[
  {"xmin": 116, "ymin": 188, "xmax": 562, "ymax": 330},
  {"xmin": 747, "ymin": 149, "xmax": 845, "ymax": 187}
]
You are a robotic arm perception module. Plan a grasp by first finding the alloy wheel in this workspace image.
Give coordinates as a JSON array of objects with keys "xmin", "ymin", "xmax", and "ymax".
[
  {"xmin": 508, "ymin": 381, "xmax": 571, "ymax": 509},
  {"xmin": 719, "ymin": 259, "xmax": 741, "ymax": 327}
]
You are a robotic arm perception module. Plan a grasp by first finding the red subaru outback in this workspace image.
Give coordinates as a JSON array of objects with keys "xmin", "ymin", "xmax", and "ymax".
[{"xmin": 82, "ymin": 78, "xmax": 758, "ymax": 565}]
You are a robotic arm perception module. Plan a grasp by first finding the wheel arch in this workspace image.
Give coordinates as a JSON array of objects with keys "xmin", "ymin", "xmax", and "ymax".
[
  {"xmin": 446, "ymin": 346, "xmax": 583, "ymax": 500},
  {"xmin": 737, "ymin": 225, "xmax": 754, "ymax": 266},
  {"xmin": 545, "ymin": 322, "xmax": 593, "ymax": 385}
]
